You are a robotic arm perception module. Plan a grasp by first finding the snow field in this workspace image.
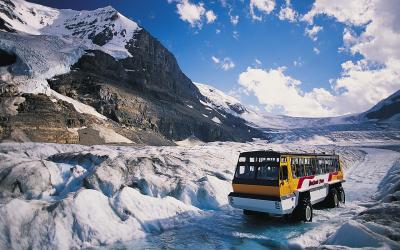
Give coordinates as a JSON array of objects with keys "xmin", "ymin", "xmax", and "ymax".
[{"xmin": 0, "ymin": 141, "xmax": 364, "ymax": 248}]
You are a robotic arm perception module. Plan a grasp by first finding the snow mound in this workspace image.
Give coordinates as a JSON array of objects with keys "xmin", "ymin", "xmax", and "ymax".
[
  {"xmin": 89, "ymin": 124, "xmax": 132, "ymax": 144},
  {"xmin": 325, "ymin": 220, "xmax": 400, "ymax": 249}
]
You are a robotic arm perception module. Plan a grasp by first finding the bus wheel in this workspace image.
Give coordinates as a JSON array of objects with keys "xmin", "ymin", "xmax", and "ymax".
[
  {"xmin": 338, "ymin": 187, "xmax": 345, "ymax": 204},
  {"xmin": 243, "ymin": 209, "xmax": 256, "ymax": 215},
  {"xmin": 295, "ymin": 198, "xmax": 313, "ymax": 222},
  {"xmin": 327, "ymin": 188, "xmax": 340, "ymax": 208}
]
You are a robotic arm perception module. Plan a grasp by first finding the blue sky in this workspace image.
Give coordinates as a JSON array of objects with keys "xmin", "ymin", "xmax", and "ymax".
[{"xmin": 29, "ymin": 0, "xmax": 400, "ymax": 117}]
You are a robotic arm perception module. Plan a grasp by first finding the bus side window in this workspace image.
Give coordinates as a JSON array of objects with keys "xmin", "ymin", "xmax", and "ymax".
[
  {"xmin": 317, "ymin": 159, "xmax": 323, "ymax": 174},
  {"xmin": 297, "ymin": 158, "xmax": 304, "ymax": 177},
  {"xmin": 304, "ymin": 158, "xmax": 312, "ymax": 176},
  {"xmin": 291, "ymin": 158, "xmax": 297, "ymax": 178},
  {"xmin": 311, "ymin": 158, "xmax": 317, "ymax": 175}
]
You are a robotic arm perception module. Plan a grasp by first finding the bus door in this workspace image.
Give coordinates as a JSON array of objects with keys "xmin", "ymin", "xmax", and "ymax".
[{"xmin": 279, "ymin": 164, "xmax": 291, "ymax": 196}]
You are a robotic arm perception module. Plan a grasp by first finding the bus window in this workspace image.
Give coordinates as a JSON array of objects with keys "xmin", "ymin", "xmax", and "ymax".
[
  {"xmin": 235, "ymin": 165, "xmax": 256, "ymax": 179},
  {"xmin": 291, "ymin": 158, "xmax": 298, "ymax": 178},
  {"xmin": 333, "ymin": 159, "xmax": 339, "ymax": 172},
  {"xmin": 310, "ymin": 158, "xmax": 317, "ymax": 175},
  {"xmin": 257, "ymin": 165, "xmax": 279, "ymax": 180},
  {"xmin": 304, "ymin": 158, "xmax": 313, "ymax": 176},
  {"xmin": 238, "ymin": 157, "xmax": 246, "ymax": 162},
  {"xmin": 281, "ymin": 157, "xmax": 287, "ymax": 163},
  {"xmin": 296, "ymin": 158, "xmax": 305, "ymax": 177},
  {"xmin": 317, "ymin": 159, "xmax": 324, "ymax": 174}
]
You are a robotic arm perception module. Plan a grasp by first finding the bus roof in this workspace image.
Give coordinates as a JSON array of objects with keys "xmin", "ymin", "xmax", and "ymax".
[{"xmin": 239, "ymin": 150, "xmax": 338, "ymax": 158}]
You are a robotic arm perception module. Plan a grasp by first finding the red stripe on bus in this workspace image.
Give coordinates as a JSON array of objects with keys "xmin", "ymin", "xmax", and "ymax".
[{"xmin": 297, "ymin": 176, "xmax": 315, "ymax": 189}]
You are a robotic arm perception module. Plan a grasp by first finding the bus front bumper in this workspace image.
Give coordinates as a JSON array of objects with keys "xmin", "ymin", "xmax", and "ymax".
[{"xmin": 228, "ymin": 192, "xmax": 296, "ymax": 215}]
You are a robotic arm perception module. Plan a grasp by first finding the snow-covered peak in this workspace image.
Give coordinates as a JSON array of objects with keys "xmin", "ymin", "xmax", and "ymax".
[
  {"xmin": 363, "ymin": 89, "xmax": 400, "ymax": 121},
  {"xmin": 0, "ymin": 0, "xmax": 59, "ymax": 34},
  {"xmin": 195, "ymin": 82, "xmax": 248, "ymax": 116},
  {"xmin": 0, "ymin": 0, "xmax": 140, "ymax": 58}
]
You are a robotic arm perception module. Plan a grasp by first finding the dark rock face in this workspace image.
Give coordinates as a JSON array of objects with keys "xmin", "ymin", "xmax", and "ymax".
[
  {"xmin": 365, "ymin": 90, "xmax": 400, "ymax": 120},
  {"xmin": 90, "ymin": 27, "xmax": 114, "ymax": 46},
  {"xmin": 0, "ymin": 92, "xmax": 81, "ymax": 143},
  {"xmin": 123, "ymin": 29, "xmax": 201, "ymax": 101},
  {"xmin": 49, "ymin": 45, "xmax": 265, "ymax": 142}
]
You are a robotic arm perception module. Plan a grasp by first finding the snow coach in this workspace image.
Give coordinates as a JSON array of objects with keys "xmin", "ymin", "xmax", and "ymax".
[{"xmin": 228, "ymin": 150, "xmax": 345, "ymax": 222}]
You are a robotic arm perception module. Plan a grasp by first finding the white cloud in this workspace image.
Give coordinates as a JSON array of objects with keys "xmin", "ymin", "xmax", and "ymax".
[
  {"xmin": 233, "ymin": 30, "xmax": 239, "ymax": 40},
  {"xmin": 255, "ymin": 58, "xmax": 262, "ymax": 66},
  {"xmin": 174, "ymin": 0, "xmax": 217, "ymax": 28},
  {"xmin": 211, "ymin": 56, "xmax": 220, "ymax": 64},
  {"xmin": 302, "ymin": 0, "xmax": 373, "ymax": 26},
  {"xmin": 305, "ymin": 25, "xmax": 323, "ymax": 41},
  {"xmin": 216, "ymin": 29, "xmax": 221, "ymax": 34},
  {"xmin": 313, "ymin": 47, "xmax": 320, "ymax": 54},
  {"xmin": 278, "ymin": 0, "xmax": 297, "ymax": 22},
  {"xmin": 176, "ymin": 0, "xmax": 205, "ymax": 28},
  {"xmin": 301, "ymin": 0, "xmax": 400, "ymax": 114},
  {"xmin": 221, "ymin": 58, "xmax": 235, "ymax": 70},
  {"xmin": 238, "ymin": 67, "xmax": 335, "ymax": 117},
  {"xmin": 293, "ymin": 57, "xmax": 303, "ymax": 67},
  {"xmin": 250, "ymin": 0, "xmax": 276, "ymax": 21},
  {"xmin": 230, "ymin": 14, "xmax": 239, "ymax": 25},
  {"xmin": 212, "ymin": 56, "xmax": 235, "ymax": 71},
  {"xmin": 205, "ymin": 10, "xmax": 217, "ymax": 23}
]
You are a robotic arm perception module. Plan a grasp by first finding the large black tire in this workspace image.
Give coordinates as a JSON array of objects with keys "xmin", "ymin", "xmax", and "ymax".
[
  {"xmin": 243, "ymin": 209, "xmax": 256, "ymax": 215},
  {"xmin": 326, "ymin": 188, "xmax": 340, "ymax": 208},
  {"xmin": 338, "ymin": 187, "xmax": 345, "ymax": 204},
  {"xmin": 294, "ymin": 198, "xmax": 313, "ymax": 222}
]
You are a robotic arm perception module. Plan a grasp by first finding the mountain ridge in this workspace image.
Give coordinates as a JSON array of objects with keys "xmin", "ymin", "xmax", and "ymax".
[{"xmin": 0, "ymin": 0, "xmax": 265, "ymax": 144}]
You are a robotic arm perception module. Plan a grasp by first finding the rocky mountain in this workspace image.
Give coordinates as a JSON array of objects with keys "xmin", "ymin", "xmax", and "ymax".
[
  {"xmin": 0, "ymin": 0, "xmax": 265, "ymax": 145},
  {"xmin": 362, "ymin": 89, "xmax": 400, "ymax": 121}
]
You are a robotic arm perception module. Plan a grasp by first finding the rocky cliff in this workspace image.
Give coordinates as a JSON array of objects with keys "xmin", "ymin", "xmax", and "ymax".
[{"xmin": 0, "ymin": 0, "xmax": 266, "ymax": 144}]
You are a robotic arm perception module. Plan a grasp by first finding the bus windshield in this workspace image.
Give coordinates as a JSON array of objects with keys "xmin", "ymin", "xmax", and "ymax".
[{"xmin": 257, "ymin": 165, "xmax": 279, "ymax": 181}]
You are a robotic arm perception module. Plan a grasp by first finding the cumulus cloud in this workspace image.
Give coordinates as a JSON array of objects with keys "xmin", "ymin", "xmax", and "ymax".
[
  {"xmin": 173, "ymin": 0, "xmax": 216, "ymax": 28},
  {"xmin": 305, "ymin": 25, "xmax": 323, "ymax": 41},
  {"xmin": 212, "ymin": 56, "xmax": 235, "ymax": 71},
  {"xmin": 238, "ymin": 67, "xmax": 335, "ymax": 117},
  {"xmin": 301, "ymin": 0, "xmax": 400, "ymax": 114},
  {"xmin": 205, "ymin": 10, "xmax": 217, "ymax": 23},
  {"xmin": 250, "ymin": 0, "xmax": 276, "ymax": 21},
  {"xmin": 313, "ymin": 47, "xmax": 320, "ymax": 55},
  {"xmin": 278, "ymin": 0, "xmax": 297, "ymax": 22}
]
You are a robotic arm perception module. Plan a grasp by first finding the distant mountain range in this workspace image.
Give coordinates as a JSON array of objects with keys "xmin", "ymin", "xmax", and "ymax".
[{"xmin": 0, "ymin": 0, "xmax": 398, "ymax": 145}]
